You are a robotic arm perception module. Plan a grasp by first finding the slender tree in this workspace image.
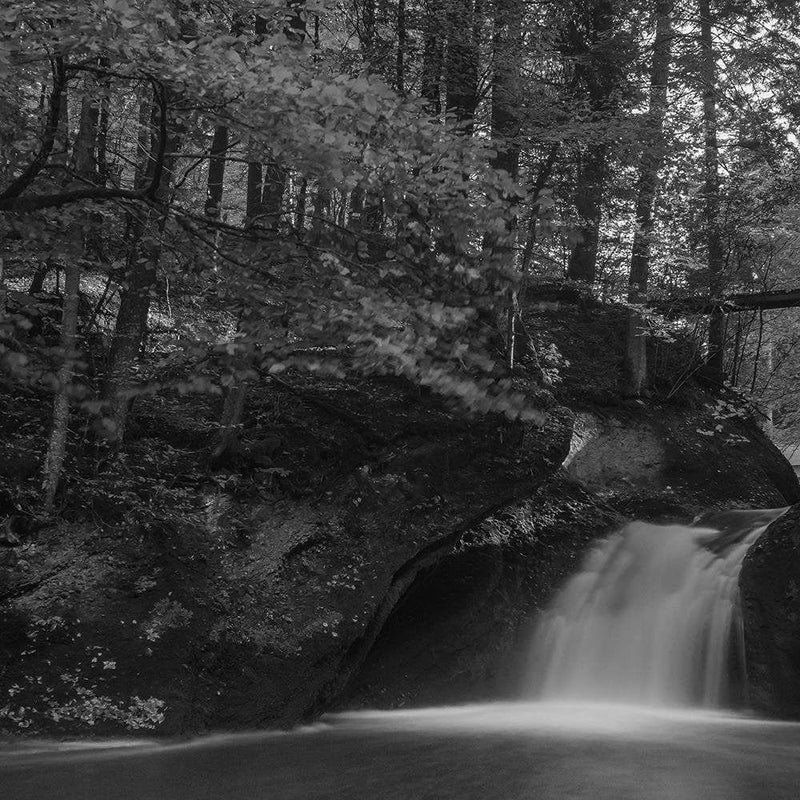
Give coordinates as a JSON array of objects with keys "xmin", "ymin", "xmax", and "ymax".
[
  {"xmin": 421, "ymin": 0, "xmax": 445, "ymax": 115},
  {"xmin": 445, "ymin": 0, "xmax": 480, "ymax": 131},
  {"xmin": 625, "ymin": 0, "xmax": 674, "ymax": 395},
  {"xmin": 698, "ymin": 0, "xmax": 726, "ymax": 383},
  {"xmin": 42, "ymin": 77, "xmax": 100, "ymax": 511},
  {"xmin": 565, "ymin": 0, "xmax": 619, "ymax": 284},
  {"xmin": 487, "ymin": 0, "xmax": 523, "ymax": 366}
]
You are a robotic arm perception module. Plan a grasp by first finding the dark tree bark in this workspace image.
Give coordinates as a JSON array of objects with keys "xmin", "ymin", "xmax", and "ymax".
[
  {"xmin": 625, "ymin": 0, "xmax": 674, "ymax": 396},
  {"xmin": 396, "ymin": 0, "xmax": 406, "ymax": 94},
  {"xmin": 309, "ymin": 180, "xmax": 331, "ymax": 244},
  {"xmin": 698, "ymin": 0, "xmax": 726, "ymax": 383},
  {"xmin": 487, "ymin": 0, "xmax": 523, "ymax": 367},
  {"xmin": 421, "ymin": 0, "xmax": 445, "ymax": 114},
  {"xmin": 104, "ymin": 82, "xmax": 185, "ymax": 441},
  {"xmin": 295, "ymin": 176, "xmax": 308, "ymax": 231},
  {"xmin": 361, "ymin": 0, "xmax": 376, "ymax": 61},
  {"xmin": 445, "ymin": 0, "xmax": 480, "ymax": 131},
  {"xmin": 263, "ymin": 159, "xmax": 287, "ymax": 229},
  {"xmin": 565, "ymin": 0, "xmax": 618, "ymax": 284},
  {"xmin": 42, "ymin": 79, "xmax": 100, "ymax": 513},
  {"xmin": 205, "ymin": 123, "xmax": 229, "ymax": 218},
  {"xmin": 27, "ymin": 62, "xmax": 69, "ymax": 296},
  {"xmin": 246, "ymin": 158, "xmax": 264, "ymax": 227}
]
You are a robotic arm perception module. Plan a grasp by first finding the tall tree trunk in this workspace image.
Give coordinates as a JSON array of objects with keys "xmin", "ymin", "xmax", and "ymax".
[
  {"xmin": 520, "ymin": 143, "xmax": 560, "ymax": 275},
  {"xmin": 42, "ymin": 264, "xmax": 80, "ymax": 513},
  {"xmin": 361, "ymin": 0, "xmax": 376, "ymax": 61},
  {"xmin": 263, "ymin": 159, "xmax": 287, "ymax": 230},
  {"xmin": 295, "ymin": 176, "xmax": 308, "ymax": 231},
  {"xmin": 28, "ymin": 66, "xmax": 69, "ymax": 296},
  {"xmin": 245, "ymin": 157, "xmax": 264, "ymax": 227},
  {"xmin": 445, "ymin": 0, "xmax": 479, "ymax": 131},
  {"xmin": 565, "ymin": 0, "xmax": 617, "ymax": 284},
  {"xmin": 487, "ymin": 0, "xmax": 522, "ymax": 367},
  {"xmin": 624, "ymin": 0, "xmax": 673, "ymax": 396},
  {"xmin": 0, "ymin": 256, "xmax": 6, "ymax": 319},
  {"xmin": 104, "ymin": 84, "xmax": 184, "ymax": 441},
  {"xmin": 205, "ymin": 123, "xmax": 229, "ymax": 219},
  {"xmin": 421, "ymin": 0, "xmax": 444, "ymax": 114},
  {"xmin": 396, "ymin": 0, "xmax": 406, "ymax": 94},
  {"xmin": 42, "ymin": 79, "xmax": 99, "ymax": 513},
  {"xmin": 309, "ymin": 180, "xmax": 331, "ymax": 244},
  {"xmin": 567, "ymin": 148, "xmax": 606, "ymax": 282},
  {"xmin": 698, "ymin": 0, "xmax": 725, "ymax": 383},
  {"xmin": 213, "ymin": 141, "xmax": 267, "ymax": 461}
]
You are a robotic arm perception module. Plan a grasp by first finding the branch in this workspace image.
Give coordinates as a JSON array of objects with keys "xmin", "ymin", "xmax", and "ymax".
[
  {"xmin": 655, "ymin": 289, "xmax": 800, "ymax": 316},
  {"xmin": 0, "ymin": 187, "xmax": 153, "ymax": 213},
  {"xmin": 0, "ymin": 56, "xmax": 66, "ymax": 201}
]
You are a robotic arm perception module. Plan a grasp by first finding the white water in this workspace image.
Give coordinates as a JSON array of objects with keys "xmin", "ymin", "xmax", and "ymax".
[{"xmin": 530, "ymin": 509, "xmax": 786, "ymax": 707}]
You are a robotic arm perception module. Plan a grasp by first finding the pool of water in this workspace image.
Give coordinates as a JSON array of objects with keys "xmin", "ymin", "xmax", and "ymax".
[{"xmin": 3, "ymin": 702, "xmax": 800, "ymax": 800}]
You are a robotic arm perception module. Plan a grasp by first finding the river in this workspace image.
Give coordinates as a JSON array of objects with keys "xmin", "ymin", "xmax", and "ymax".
[{"xmin": 3, "ymin": 702, "xmax": 800, "ymax": 799}]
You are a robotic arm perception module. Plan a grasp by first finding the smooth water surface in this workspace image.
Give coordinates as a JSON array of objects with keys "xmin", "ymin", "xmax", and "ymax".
[{"xmin": 4, "ymin": 703, "xmax": 800, "ymax": 800}]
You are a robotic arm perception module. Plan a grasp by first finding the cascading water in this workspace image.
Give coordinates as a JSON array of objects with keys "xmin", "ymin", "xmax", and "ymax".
[{"xmin": 530, "ymin": 508, "xmax": 786, "ymax": 708}]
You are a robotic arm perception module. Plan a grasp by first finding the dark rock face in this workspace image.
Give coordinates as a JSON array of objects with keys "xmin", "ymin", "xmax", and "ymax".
[
  {"xmin": 339, "ymin": 478, "xmax": 620, "ymax": 710},
  {"xmin": 0, "ymin": 385, "xmax": 576, "ymax": 736},
  {"xmin": 1, "ymin": 374, "xmax": 798, "ymax": 737},
  {"xmin": 740, "ymin": 505, "xmax": 800, "ymax": 717}
]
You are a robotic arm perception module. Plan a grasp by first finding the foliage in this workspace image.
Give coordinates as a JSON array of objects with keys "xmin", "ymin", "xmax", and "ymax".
[{"xmin": 1, "ymin": 0, "xmax": 800, "ymax": 520}]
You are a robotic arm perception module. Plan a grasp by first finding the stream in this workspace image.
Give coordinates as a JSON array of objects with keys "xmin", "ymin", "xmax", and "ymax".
[
  {"xmin": 4, "ymin": 703, "xmax": 800, "ymax": 799},
  {"xmin": 3, "ymin": 508, "xmax": 796, "ymax": 799}
]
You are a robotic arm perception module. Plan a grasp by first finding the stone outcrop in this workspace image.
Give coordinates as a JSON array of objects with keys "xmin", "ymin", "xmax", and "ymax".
[
  {"xmin": 740, "ymin": 505, "xmax": 800, "ymax": 717},
  {"xmin": 564, "ymin": 409, "xmax": 798, "ymax": 519},
  {"xmin": 1, "ymin": 373, "xmax": 798, "ymax": 736}
]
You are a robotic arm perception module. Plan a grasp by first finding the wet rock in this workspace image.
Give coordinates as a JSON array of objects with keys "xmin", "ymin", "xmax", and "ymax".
[{"xmin": 740, "ymin": 505, "xmax": 800, "ymax": 717}]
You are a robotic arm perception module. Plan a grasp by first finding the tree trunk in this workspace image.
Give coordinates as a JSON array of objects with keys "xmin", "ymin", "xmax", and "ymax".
[
  {"xmin": 0, "ymin": 256, "xmax": 6, "ymax": 319},
  {"xmin": 488, "ymin": 0, "xmax": 522, "ymax": 367},
  {"xmin": 566, "ymin": 146, "xmax": 606, "ymax": 282},
  {"xmin": 445, "ymin": 0, "xmax": 479, "ymax": 131},
  {"xmin": 565, "ymin": 0, "xmax": 617, "ymax": 284},
  {"xmin": 295, "ymin": 176, "xmax": 308, "ymax": 231},
  {"xmin": 246, "ymin": 157, "xmax": 264, "ymax": 227},
  {"xmin": 309, "ymin": 180, "xmax": 331, "ymax": 244},
  {"xmin": 28, "ymin": 67, "xmax": 70, "ymax": 296},
  {"xmin": 624, "ymin": 0, "xmax": 673, "ymax": 396},
  {"xmin": 42, "ymin": 263, "xmax": 80, "ymax": 513},
  {"xmin": 421, "ymin": 0, "xmax": 444, "ymax": 114},
  {"xmin": 698, "ymin": 0, "xmax": 726, "ymax": 383},
  {"xmin": 262, "ymin": 159, "xmax": 287, "ymax": 230},
  {"xmin": 104, "ymin": 85, "xmax": 184, "ymax": 441},
  {"xmin": 396, "ymin": 0, "xmax": 406, "ymax": 94},
  {"xmin": 205, "ymin": 123, "xmax": 229, "ymax": 218},
  {"xmin": 212, "ymin": 378, "xmax": 250, "ymax": 465},
  {"xmin": 42, "ymin": 80, "xmax": 99, "ymax": 513},
  {"xmin": 361, "ymin": 0, "xmax": 376, "ymax": 61}
]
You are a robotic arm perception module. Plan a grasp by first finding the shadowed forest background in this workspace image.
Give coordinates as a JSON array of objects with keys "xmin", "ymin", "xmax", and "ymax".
[{"xmin": 1, "ymin": 0, "xmax": 800, "ymax": 511}]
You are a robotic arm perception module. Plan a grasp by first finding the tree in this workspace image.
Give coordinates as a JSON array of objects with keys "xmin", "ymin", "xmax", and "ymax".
[
  {"xmin": 697, "ymin": 0, "xmax": 726, "ymax": 384},
  {"xmin": 625, "ymin": 0, "xmax": 674, "ymax": 396},
  {"xmin": 564, "ymin": 0, "xmax": 622, "ymax": 284}
]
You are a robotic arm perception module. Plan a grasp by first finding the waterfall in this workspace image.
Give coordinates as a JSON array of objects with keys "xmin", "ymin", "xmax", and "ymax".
[{"xmin": 530, "ymin": 508, "xmax": 786, "ymax": 707}]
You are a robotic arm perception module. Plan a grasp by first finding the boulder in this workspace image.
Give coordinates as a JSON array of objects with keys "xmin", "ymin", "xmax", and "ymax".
[{"xmin": 740, "ymin": 505, "xmax": 800, "ymax": 717}]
